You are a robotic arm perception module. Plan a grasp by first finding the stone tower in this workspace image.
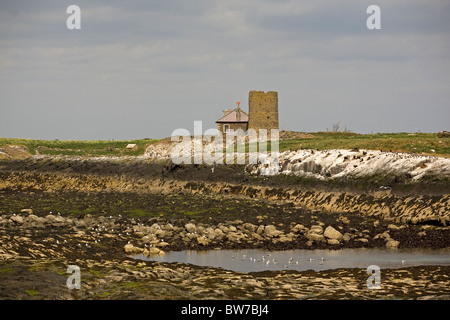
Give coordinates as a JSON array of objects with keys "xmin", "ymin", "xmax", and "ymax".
[{"xmin": 248, "ymin": 91, "xmax": 279, "ymax": 131}]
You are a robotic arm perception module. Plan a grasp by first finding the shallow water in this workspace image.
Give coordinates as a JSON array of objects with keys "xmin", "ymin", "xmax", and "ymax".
[{"xmin": 134, "ymin": 248, "xmax": 450, "ymax": 272}]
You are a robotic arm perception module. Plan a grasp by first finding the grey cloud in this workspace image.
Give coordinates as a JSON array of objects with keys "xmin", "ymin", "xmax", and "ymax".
[{"xmin": 0, "ymin": 0, "xmax": 449, "ymax": 139}]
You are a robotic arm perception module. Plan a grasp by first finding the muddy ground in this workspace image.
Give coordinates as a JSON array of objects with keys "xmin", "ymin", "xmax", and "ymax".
[{"xmin": 0, "ymin": 156, "xmax": 449, "ymax": 300}]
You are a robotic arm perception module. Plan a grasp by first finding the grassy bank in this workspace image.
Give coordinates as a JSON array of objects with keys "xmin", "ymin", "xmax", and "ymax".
[
  {"xmin": 278, "ymin": 132, "xmax": 450, "ymax": 156},
  {"xmin": 1, "ymin": 132, "xmax": 449, "ymax": 157},
  {"xmin": 0, "ymin": 138, "xmax": 160, "ymax": 157}
]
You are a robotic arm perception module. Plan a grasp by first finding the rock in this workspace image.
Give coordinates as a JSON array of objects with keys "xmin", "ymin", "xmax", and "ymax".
[
  {"xmin": 292, "ymin": 224, "xmax": 306, "ymax": 233},
  {"xmin": 374, "ymin": 231, "xmax": 390, "ymax": 240},
  {"xmin": 26, "ymin": 214, "xmax": 39, "ymax": 222},
  {"xmin": 342, "ymin": 234, "xmax": 351, "ymax": 242},
  {"xmin": 356, "ymin": 238, "xmax": 369, "ymax": 243},
  {"xmin": 10, "ymin": 215, "xmax": 24, "ymax": 224},
  {"xmin": 310, "ymin": 225, "xmax": 323, "ymax": 235},
  {"xmin": 20, "ymin": 209, "xmax": 33, "ymax": 215},
  {"xmin": 324, "ymin": 226, "xmax": 343, "ymax": 240},
  {"xmin": 155, "ymin": 229, "xmax": 167, "ymax": 238},
  {"xmin": 437, "ymin": 131, "xmax": 450, "ymax": 138},
  {"xmin": 388, "ymin": 224, "xmax": 401, "ymax": 230},
  {"xmin": 386, "ymin": 239, "xmax": 400, "ymax": 250},
  {"xmin": 142, "ymin": 235, "xmax": 155, "ymax": 244},
  {"xmin": 126, "ymin": 143, "xmax": 138, "ymax": 150},
  {"xmin": 243, "ymin": 223, "xmax": 257, "ymax": 233},
  {"xmin": 229, "ymin": 226, "xmax": 237, "ymax": 232},
  {"xmin": 256, "ymin": 225, "xmax": 265, "ymax": 235},
  {"xmin": 185, "ymin": 223, "xmax": 197, "ymax": 233},
  {"xmin": 214, "ymin": 228, "xmax": 224, "ymax": 238},
  {"xmin": 124, "ymin": 243, "xmax": 142, "ymax": 254},
  {"xmin": 74, "ymin": 219, "xmax": 86, "ymax": 228},
  {"xmin": 306, "ymin": 232, "xmax": 324, "ymax": 242},
  {"xmin": 337, "ymin": 216, "xmax": 350, "ymax": 224},
  {"xmin": 149, "ymin": 247, "xmax": 162, "ymax": 255},
  {"xmin": 197, "ymin": 236, "xmax": 210, "ymax": 246},
  {"xmin": 327, "ymin": 239, "xmax": 340, "ymax": 245},
  {"xmin": 264, "ymin": 225, "xmax": 278, "ymax": 236},
  {"xmin": 264, "ymin": 225, "xmax": 276, "ymax": 235}
]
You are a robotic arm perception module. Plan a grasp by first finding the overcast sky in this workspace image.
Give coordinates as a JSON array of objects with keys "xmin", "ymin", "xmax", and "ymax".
[{"xmin": 0, "ymin": 0, "xmax": 449, "ymax": 140}]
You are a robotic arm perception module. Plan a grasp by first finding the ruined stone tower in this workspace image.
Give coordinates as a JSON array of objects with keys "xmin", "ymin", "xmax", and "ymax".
[{"xmin": 248, "ymin": 91, "xmax": 279, "ymax": 131}]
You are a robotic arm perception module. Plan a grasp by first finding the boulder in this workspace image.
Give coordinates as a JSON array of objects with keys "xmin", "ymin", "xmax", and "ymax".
[
  {"xmin": 306, "ymin": 232, "xmax": 324, "ymax": 242},
  {"xmin": 142, "ymin": 235, "xmax": 155, "ymax": 244},
  {"xmin": 124, "ymin": 243, "xmax": 142, "ymax": 254},
  {"xmin": 185, "ymin": 223, "xmax": 197, "ymax": 233},
  {"xmin": 158, "ymin": 241, "xmax": 170, "ymax": 248},
  {"xmin": 243, "ymin": 223, "xmax": 257, "ymax": 233},
  {"xmin": 324, "ymin": 226, "xmax": 343, "ymax": 240},
  {"xmin": 155, "ymin": 229, "xmax": 167, "ymax": 238},
  {"xmin": 292, "ymin": 224, "xmax": 306, "ymax": 233},
  {"xmin": 386, "ymin": 239, "xmax": 400, "ymax": 250},
  {"xmin": 264, "ymin": 225, "xmax": 277, "ymax": 236},
  {"xmin": 10, "ymin": 215, "xmax": 24, "ymax": 224},
  {"xmin": 197, "ymin": 236, "xmax": 210, "ymax": 246},
  {"xmin": 256, "ymin": 225, "xmax": 265, "ymax": 235},
  {"xmin": 310, "ymin": 225, "xmax": 323, "ymax": 235},
  {"xmin": 74, "ymin": 219, "xmax": 86, "ymax": 228},
  {"xmin": 437, "ymin": 131, "xmax": 450, "ymax": 138},
  {"xmin": 148, "ymin": 247, "xmax": 163, "ymax": 255},
  {"xmin": 214, "ymin": 228, "xmax": 224, "ymax": 238}
]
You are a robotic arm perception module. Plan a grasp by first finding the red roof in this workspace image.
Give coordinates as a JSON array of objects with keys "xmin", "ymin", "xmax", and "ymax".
[{"xmin": 216, "ymin": 108, "xmax": 249, "ymax": 123}]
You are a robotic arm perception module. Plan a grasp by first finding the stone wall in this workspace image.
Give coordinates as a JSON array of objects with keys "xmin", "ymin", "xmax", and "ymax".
[
  {"xmin": 216, "ymin": 122, "xmax": 248, "ymax": 133},
  {"xmin": 248, "ymin": 91, "xmax": 279, "ymax": 131}
]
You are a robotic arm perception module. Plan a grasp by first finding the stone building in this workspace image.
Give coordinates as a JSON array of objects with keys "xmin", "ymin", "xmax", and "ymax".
[{"xmin": 216, "ymin": 91, "xmax": 279, "ymax": 135}]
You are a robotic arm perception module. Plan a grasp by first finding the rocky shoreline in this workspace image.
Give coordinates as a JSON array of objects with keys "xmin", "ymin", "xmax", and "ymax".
[
  {"xmin": 1, "ymin": 203, "xmax": 449, "ymax": 300},
  {"xmin": 0, "ymin": 155, "xmax": 449, "ymax": 300}
]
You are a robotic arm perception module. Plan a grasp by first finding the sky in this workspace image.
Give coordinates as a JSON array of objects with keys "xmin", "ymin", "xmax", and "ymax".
[{"xmin": 0, "ymin": 0, "xmax": 449, "ymax": 140}]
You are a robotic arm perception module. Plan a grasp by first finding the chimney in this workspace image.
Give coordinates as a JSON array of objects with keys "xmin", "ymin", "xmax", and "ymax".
[{"xmin": 236, "ymin": 101, "xmax": 241, "ymax": 121}]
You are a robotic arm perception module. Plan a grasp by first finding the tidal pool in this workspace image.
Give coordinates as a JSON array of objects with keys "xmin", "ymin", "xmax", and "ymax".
[{"xmin": 134, "ymin": 248, "xmax": 450, "ymax": 272}]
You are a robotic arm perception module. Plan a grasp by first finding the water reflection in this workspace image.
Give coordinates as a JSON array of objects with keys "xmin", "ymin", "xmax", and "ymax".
[{"xmin": 133, "ymin": 248, "xmax": 450, "ymax": 273}]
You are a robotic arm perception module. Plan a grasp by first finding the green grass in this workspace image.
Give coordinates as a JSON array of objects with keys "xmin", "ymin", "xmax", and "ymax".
[
  {"xmin": 25, "ymin": 289, "xmax": 40, "ymax": 296},
  {"xmin": 282, "ymin": 132, "xmax": 449, "ymax": 155},
  {"xmin": 0, "ymin": 138, "xmax": 160, "ymax": 157},
  {"xmin": 1, "ymin": 132, "xmax": 449, "ymax": 158},
  {"xmin": 124, "ymin": 208, "xmax": 152, "ymax": 218},
  {"xmin": 0, "ymin": 267, "xmax": 14, "ymax": 274},
  {"xmin": 234, "ymin": 132, "xmax": 449, "ymax": 157}
]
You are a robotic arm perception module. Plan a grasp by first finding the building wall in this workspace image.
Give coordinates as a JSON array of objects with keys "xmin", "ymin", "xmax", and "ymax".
[
  {"xmin": 217, "ymin": 122, "xmax": 248, "ymax": 134},
  {"xmin": 248, "ymin": 91, "xmax": 279, "ymax": 131}
]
